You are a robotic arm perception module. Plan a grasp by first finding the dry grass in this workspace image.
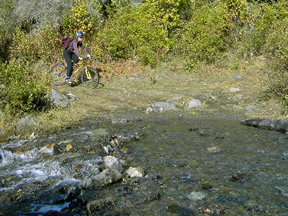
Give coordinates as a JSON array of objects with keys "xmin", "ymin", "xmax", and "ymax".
[{"xmin": 2, "ymin": 56, "xmax": 286, "ymax": 138}]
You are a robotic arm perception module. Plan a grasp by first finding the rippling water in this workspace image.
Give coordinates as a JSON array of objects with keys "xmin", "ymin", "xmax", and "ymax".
[{"xmin": 1, "ymin": 114, "xmax": 288, "ymax": 215}]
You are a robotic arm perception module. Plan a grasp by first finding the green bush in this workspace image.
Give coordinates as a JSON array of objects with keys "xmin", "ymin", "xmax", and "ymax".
[
  {"xmin": 61, "ymin": 0, "xmax": 95, "ymax": 37},
  {"xmin": 179, "ymin": 3, "xmax": 230, "ymax": 70},
  {"xmin": 0, "ymin": 59, "xmax": 50, "ymax": 115},
  {"xmin": 239, "ymin": 3, "xmax": 278, "ymax": 56},
  {"xmin": 10, "ymin": 27, "xmax": 62, "ymax": 62},
  {"xmin": 262, "ymin": 17, "xmax": 288, "ymax": 111},
  {"xmin": 0, "ymin": 0, "xmax": 16, "ymax": 62},
  {"xmin": 95, "ymin": 5, "xmax": 173, "ymax": 65}
]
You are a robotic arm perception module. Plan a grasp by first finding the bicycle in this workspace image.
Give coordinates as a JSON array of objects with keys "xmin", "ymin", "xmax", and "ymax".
[{"xmin": 50, "ymin": 57, "xmax": 100, "ymax": 89}]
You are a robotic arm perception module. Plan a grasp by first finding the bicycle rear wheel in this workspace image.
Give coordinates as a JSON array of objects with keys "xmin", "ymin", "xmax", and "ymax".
[
  {"xmin": 81, "ymin": 67, "xmax": 100, "ymax": 89},
  {"xmin": 50, "ymin": 64, "xmax": 66, "ymax": 84}
]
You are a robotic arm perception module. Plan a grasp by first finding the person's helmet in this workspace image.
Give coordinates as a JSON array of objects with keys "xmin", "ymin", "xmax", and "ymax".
[{"xmin": 76, "ymin": 32, "xmax": 84, "ymax": 38}]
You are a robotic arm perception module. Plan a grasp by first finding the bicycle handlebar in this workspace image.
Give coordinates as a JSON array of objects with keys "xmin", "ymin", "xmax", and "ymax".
[{"xmin": 80, "ymin": 57, "xmax": 90, "ymax": 61}]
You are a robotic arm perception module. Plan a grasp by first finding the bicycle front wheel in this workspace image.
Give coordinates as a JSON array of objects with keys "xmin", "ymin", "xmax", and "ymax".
[
  {"xmin": 51, "ymin": 64, "xmax": 66, "ymax": 84},
  {"xmin": 81, "ymin": 67, "xmax": 100, "ymax": 89}
]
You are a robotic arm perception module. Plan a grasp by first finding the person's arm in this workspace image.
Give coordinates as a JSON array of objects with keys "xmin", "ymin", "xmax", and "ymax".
[
  {"xmin": 80, "ymin": 43, "xmax": 89, "ymax": 56},
  {"xmin": 72, "ymin": 40, "xmax": 80, "ymax": 57}
]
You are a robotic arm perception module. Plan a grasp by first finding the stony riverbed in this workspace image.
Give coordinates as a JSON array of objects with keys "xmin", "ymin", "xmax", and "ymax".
[{"xmin": 1, "ymin": 113, "xmax": 288, "ymax": 216}]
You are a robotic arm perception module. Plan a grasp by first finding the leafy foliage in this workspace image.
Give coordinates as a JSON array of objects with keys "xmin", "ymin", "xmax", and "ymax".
[
  {"xmin": 95, "ymin": 5, "xmax": 170, "ymax": 65},
  {"xmin": 93, "ymin": 0, "xmax": 192, "ymax": 65},
  {"xmin": 262, "ymin": 17, "xmax": 288, "ymax": 107},
  {"xmin": 61, "ymin": 0, "xmax": 95, "ymax": 37},
  {"xmin": 0, "ymin": 0, "xmax": 16, "ymax": 61},
  {"xmin": 240, "ymin": 2, "xmax": 279, "ymax": 56},
  {"xmin": 179, "ymin": 3, "xmax": 229, "ymax": 70},
  {"xmin": 0, "ymin": 59, "xmax": 50, "ymax": 115},
  {"xmin": 2, "ymin": 0, "xmax": 288, "ymax": 114},
  {"xmin": 13, "ymin": 0, "xmax": 73, "ymax": 30},
  {"xmin": 10, "ymin": 27, "xmax": 62, "ymax": 62}
]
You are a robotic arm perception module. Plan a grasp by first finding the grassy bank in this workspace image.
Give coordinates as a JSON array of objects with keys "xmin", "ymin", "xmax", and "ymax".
[
  {"xmin": 0, "ymin": 56, "xmax": 285, "ymax": 141},
  {"xmin": 2, "ymin": 56, "xmax": 280, "ymax": 138}
]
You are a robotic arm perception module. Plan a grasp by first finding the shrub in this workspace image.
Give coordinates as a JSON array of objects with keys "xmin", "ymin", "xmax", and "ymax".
[
  {"xmin": 240, "ymin": 2, "xmax": 278, "ymax": 56},
  {"xmin": 61, "ymin": 0, "xmax": 95, "ymax": 37},
  {"xmin": 94, "ymin": 0, "xmax": 191, "ymax": 65},
  {"xmin": 12, "ymin": 0, "xmax": 72, "ymax": 30},
  {"xmin": 10, "ymin": 27, "xmax": 62, "ymax": 62},
  {"xmin": 0, "ymin": 59, "xmax": 50, "ymax": 115},
  {"xmin": 95, "ymin": 5, "xmax": 172, "ymax": 65},
  {"xmin": 179, "ymin": 3, "xmax": 230, "ymax": 70},
  {"xmin": 262, "ymin": 17, "xmax": 288, "ymax": 112},
  {"xmin": 0, "ymin": 0, "xmax": 16, "ymax": 61}
]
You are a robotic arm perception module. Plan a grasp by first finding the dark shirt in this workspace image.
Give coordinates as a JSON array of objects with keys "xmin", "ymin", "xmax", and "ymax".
[{"xmin": 67, "ymin": 39, "xmax": 88, "ymax": 57}]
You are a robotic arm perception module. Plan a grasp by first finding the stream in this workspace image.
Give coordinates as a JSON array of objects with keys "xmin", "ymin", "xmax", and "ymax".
[{"xmin": 1, "ymin": 113, "xmax": 288, "ymax": 215}]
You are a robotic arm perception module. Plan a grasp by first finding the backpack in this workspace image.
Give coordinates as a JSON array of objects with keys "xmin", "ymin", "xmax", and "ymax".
[{"xmin": 62, "ymin": 37, "xmax": 74, "ymax": 50}]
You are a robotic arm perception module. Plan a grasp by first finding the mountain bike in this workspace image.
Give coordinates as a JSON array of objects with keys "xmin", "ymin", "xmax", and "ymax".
[{"xmin": 50, "ymin": 57, "xmax": 100, "ymax": 89}]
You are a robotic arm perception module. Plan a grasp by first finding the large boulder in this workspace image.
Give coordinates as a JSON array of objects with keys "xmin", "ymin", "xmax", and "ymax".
[{"xmin": 50, "ymin": 88, "xmax": 70, "ymax": 108}]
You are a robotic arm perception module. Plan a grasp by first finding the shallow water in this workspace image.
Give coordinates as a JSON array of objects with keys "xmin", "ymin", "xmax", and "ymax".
[{"xmin": 1, "ymin": 114, "xmax": 288, "ymax": 215}]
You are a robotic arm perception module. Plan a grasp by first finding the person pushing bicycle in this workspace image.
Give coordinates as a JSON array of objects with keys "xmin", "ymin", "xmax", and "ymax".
[{"xmin": 63, "ymin": 31, "xmax": 91, "ymax": 84}]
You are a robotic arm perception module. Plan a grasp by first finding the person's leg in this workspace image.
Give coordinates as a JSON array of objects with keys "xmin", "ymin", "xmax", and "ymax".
[
  {"xmin": 71, "ymin": 53, "xmax": 79, "ymax": 69},
  {"xmin": 64, "ymin": 50, "xmax": 73, "ymax": 78}
]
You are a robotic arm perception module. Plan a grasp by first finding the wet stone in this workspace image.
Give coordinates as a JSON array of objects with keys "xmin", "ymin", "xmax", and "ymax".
[
  {"xmin": 43, "ymin": 210, "xmax": 69, "ymax": 216},
  {"xmin": 86, "ymin": 197, "xmax": 115, "ymax": 216},
  {"xmin": 167, "ymin": 204, "xmax": 195, "ymax": 215},
  {"xmin": 187, "ymin": 191, "xmax": 207, "ymax": 201},
  {"xmin": 127, "ymin": 167, "xmax": 145, "ymax": 178},
  {"xmin": 202, "ymin": 183, "xmax": 213, "ymax": 191},
  {"xmin": 80, "ymin": 169, "xmax": 122, "ymax": 188},
  {"xmin": 104, "ymin": 155, "xmax": 124, "ymax": 172},
  {"xmin": 231, "ymin": 173, "xmax": 251, "ymax": 183}
]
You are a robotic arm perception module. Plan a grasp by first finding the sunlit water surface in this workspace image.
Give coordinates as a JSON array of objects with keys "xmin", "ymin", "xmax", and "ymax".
[{"xmin": 1, "ymin": 115, "xmax": 288, "ymax": 215}]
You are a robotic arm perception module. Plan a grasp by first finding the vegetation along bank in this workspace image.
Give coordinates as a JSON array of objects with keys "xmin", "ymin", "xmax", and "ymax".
[{"xmin": 1, "ymin": 0, "xmax": 288, "ymax": 140}]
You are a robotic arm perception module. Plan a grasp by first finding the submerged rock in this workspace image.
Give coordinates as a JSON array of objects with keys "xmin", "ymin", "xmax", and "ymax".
[
  {"xmin": 187, "ymin": 191, "xmax": 207, "ymax": 201},
  {"xmin": 167, "ymin": 204, "xmax": 195, "ymax": 215},
  {"xmin": 80, "ymin": 169, "xmax": 122, "ymax": 188},
  {"xmin": 39, "ymin": 143, "xmax": 58, "ymax": 155},
  {"xmin": 86, "ymin": 197, "xmax": 115, "ymax": 216}
]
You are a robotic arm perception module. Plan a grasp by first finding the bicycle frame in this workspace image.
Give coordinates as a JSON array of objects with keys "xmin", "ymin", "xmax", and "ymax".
[
  {"xmin": 71, "ymin": 58, "xmax": 90, "ymax": 79},
  {"xmin": 51, "ymin": 57, "xmax": 100, "ymax": 89}
]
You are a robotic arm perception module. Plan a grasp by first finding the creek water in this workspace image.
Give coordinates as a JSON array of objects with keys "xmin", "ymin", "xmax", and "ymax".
[{"xmin": 1, "ymin": 114, "xmax": 288, "ymax": 215}]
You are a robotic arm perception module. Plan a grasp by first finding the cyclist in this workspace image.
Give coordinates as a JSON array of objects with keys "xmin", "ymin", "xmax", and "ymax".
[{"xmin": 63, "ymin": 31, "xmax": 91, "ymax": 83}]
